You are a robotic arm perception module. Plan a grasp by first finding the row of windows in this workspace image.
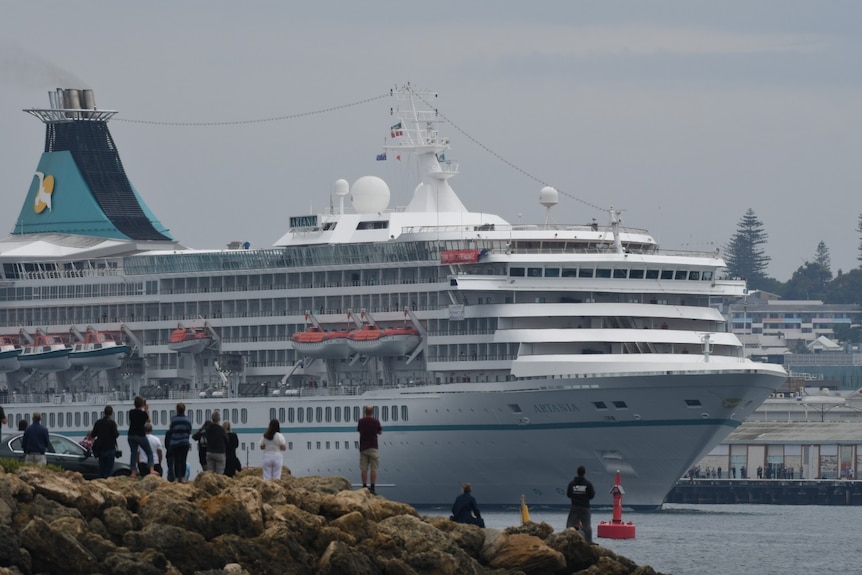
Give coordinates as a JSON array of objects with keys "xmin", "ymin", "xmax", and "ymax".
[
  {"xmin": 510, "ymin": 266, "xmax": 714, "ymax": 281},
  {"xmin": 272, "ymin": 404, "xmax": 408, "ymax": 425},
  {"xmin": 9, "ymin": 407, "xmax": 250, "ymax": 431}
]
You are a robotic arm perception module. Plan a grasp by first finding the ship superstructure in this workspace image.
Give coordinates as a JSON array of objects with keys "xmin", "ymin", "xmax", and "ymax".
[{"xmin": 0, "ymin": 86, "xmax": 786, "ymax": 507}]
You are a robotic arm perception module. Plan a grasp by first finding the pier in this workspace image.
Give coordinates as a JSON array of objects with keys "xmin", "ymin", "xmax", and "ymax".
[{"xmin": 665, "ymin": 478, "xmax": 862, "ymax": 505}]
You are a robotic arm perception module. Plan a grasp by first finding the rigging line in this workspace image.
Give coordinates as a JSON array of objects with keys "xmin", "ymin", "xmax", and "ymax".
[
  {"xmin": 412, "ymin": 91, "xmax": 606, "ymax": 214},
  {"xmin": 113, "ymin": 93, "xmax": 391, "ymax": 127}
]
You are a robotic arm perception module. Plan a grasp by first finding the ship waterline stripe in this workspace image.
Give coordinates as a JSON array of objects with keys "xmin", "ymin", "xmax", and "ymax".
[{"xmin": 137, "ymin": 418, "xmax": 738, "ymax": 437}]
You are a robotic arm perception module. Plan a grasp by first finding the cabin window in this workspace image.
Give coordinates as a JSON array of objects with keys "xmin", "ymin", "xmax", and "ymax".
[
  {"xmin": 612, "ymin": 401, "xmax": 628, "ymax": 409},
  {"xmin": 334, "ymin": 407, "xmax": 341, "ymax": 422},
  {"xmin": 675, "ymin": 270, "xmax": 688, "ymax": 280},
  {"xmin": 592, "ymin": 401, "xmax": 608, "ymax": 410},
  {"xmin": 316, "ymin": 407, "xmax": 323, "ymax": 422},
  {"xmin": 325, "ymin": 407, "xmax": 332, "ymax": 422},
  {"xmin": 381, "ymin": 406, "xmax": 389, "ymax": 421},
  {"xmin": 545, "ymin": 268, "xmax": 560, "ymax": 278},
  {"xmin": 509, "ymin": 267, "xmax": 525, "ymax": 277},
  {"xmin": 354, "ymin": 406, "xmax": 361, "ymax": 421},
  {"xmin": 49, "ymin": 413, "xmax": 56, "ymax": 427},
  {"xmin": 645, "ymin": 269, "xmax": 659, "ymax": 279},
  {"xmin": 613, "ymin": 269, "xmax": 627, "ymax": 279},
  {"xmin": 269, "ymin": 408, "xmax": 276, "ymax": 421},
  {"xmin": 660, "ymin": 270, "xmax": 674, "ymax": 280},
  {"xmin": 344, "ymin": 406, "xmax": 351, "ymax": 422},
  {"xmin": 241, "ymin": 408, "xmax": 248, "ymax": 424},
  {"xmin": 391, "ymin": 405, "xmax": 398, "ymax": 421},
  {"xmin": 527, "ymin": 268, "xmax": 542, "ymax": 277},
  {"xmin": 562, "ymin": 268, "xmax": 578, "ymax": 278},
  {"xmin": 685, "ymin": 399, "xmax": 702, "ymax": 407},
  {"xmin": 307, "ymin": 407, "xmax": 313, "ymax": 422},
  {"xmin": 579, "ymin": 268, "xmax": 594, "ymax": 278},
  {"xmin": 297, "ymin": 408, "xmax": 305, "ymax": 423},
  {"xmin": 287, "ymin": 408, "xmax": 295, "ymax": 423},
  {"xmin": 629, "ymin": 269, "xmax": 645, "ymax": 279},
  {"xmin": 278, "ymin": 408, "xmax": 286, "ymax": 423},
  {"xmin": 596, "ymin": 269, "xmax": 612, "ymax": 278},
  {"xmin": 702, "ymin": 271, "xmax": 713, "ymax": 281}
]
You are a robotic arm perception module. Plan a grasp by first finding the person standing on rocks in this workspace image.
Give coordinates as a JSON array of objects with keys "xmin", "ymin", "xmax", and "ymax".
[
  {"xmin": 138, "ymin": 422, "xmax": 164, "ymax": 477},
  {"xmin": 128, "ymin": 396, "xmax": 154, "ymax": 478},
  {"xmin": 566, "ymin": 465, "xmax": 596, "ymax": 543},
  {"xmin": 259, "ymin": 419, "xmax": 286, "ymax": 480},
  {"xmin": 223, "ymin": 420, "xmax": 241, "ymax": 477},
  {"xmin": 357, "ymin": 405, "xmax": 382, "ymax": 494},
  {"xmin": 166, "ymin": 402, "xmax": 192, "ymax": 483},
  {"xmin": 88, "ymin": 405, "xmax": 119, "ymax": 478},
  {"xmin": 0, "ymin": 403, "xmax": 6, "ymax": 441},
  {"xmin": 204, "ymin": 410, "xmax": 228, "ymax": 474},
  {"xmin": 22, "ymin": 412, "xmax": 51, "ymax": 466}
]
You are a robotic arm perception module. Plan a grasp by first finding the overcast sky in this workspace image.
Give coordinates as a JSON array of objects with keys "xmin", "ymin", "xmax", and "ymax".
[{"xmin": 2, "ymin": 1, "xmax": 861, "ymax": 280}]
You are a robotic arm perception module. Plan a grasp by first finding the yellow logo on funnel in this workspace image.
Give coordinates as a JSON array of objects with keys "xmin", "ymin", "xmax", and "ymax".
[{"xmin": 34, "ymin": 171, "xmax": 55, "ymax": 214}]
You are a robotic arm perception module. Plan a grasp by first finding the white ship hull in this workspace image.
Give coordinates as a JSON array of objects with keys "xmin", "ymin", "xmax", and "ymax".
[{"xmin": 0, "ymin": 363, "xmax": 781, "ymax": 507}]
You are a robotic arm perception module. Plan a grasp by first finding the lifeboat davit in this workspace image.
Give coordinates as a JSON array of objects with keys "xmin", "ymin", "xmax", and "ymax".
[
  {"xmin": 290, "ymin": 326, "xmax": 352, "ymax": 359},
  {"xmin": 347, "ymin": 325, "xmax": 420, "ymax": 356},
  {"xmin": 168, "ymin": 327, "xmax": 212, "ymax": 354},
  {"xmin": 18, "ymin": 334, "xmax": 71, "ymax": 372},
  {"xmin": 0, "ymin": 336, "xmax": 22, "ymax": 373},
  {"xmin": 69, "ymin": 330, "xmax": 130, "ymax": 369}
]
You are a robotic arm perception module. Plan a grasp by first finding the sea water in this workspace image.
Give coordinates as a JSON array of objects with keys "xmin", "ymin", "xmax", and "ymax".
[{"xmin": 414, "ymin": 504, "xmax": 857, "ymax": 575}]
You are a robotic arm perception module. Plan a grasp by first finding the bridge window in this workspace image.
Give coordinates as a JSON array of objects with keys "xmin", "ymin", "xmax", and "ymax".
[
  {"xmin": 613, "ymin": 269, "xmax": 627, "ymax": 279},
  {"xmin": 509, "ymin": 267, "xmax": 525, "ymax": 277},
  {"xmin": 629, "ymin": 269, "xmax": 645, "ymax": 279},
  {"xmin": 645, "ymin": 269, "xmax": 659, "ymax": 279},
  {"xmin": 596, "ymin": 268, "xmax": 611, "ymax": 278}
]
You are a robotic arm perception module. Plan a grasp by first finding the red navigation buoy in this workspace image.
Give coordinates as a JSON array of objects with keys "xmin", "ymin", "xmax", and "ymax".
[{"xmin": 596, "ymin": 470, "xmax": 636, "ymax": 539}]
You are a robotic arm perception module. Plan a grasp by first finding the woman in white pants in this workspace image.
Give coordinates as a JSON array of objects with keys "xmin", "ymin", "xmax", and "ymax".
[{"xmin": 260, "ymin": 419, "xmax": 286, "ymax": 480}]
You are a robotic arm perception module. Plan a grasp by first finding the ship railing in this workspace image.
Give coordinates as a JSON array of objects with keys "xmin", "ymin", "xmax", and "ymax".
[{"xmin": 5, "ymin": 391, "xmax": 129, "ymax": 405}]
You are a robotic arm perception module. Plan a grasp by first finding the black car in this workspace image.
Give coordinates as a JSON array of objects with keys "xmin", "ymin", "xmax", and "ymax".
[{"xmin": 0, "ymin": 432, "xmax": 131, "ymax": 479}]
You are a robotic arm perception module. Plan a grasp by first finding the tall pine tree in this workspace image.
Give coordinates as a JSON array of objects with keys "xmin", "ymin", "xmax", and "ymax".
[
  {"xmin": 725, "ymin": 208, "xmax": 771, "ymax": 289},
  {"xmin": 814, "ymin": 240, "xmax": 832, "ymax": 278},
  {"xmin": 857, "ymin": 213, "xmax": 862, "ymax": 265}
]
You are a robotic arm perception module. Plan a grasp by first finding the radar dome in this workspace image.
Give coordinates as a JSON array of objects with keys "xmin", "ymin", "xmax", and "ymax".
[
  {"xmin": 539, "ymin": 186, "xmax": 559, "ymax": 208},
  {"xmin": 333, "ymin": 179, "xmax": 350, "ymax": 197},
  {"xmin": 351, "ymin": 176, "xmax": 390, "ymax": 213}
]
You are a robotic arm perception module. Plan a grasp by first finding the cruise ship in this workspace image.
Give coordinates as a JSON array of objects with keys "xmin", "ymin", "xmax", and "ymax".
[{"xmin": 0, "ymin": 86, "xmax": 787, "ymax": 508}]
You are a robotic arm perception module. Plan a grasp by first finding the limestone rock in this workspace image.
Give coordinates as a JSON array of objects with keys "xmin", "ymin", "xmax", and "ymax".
[
  {"xmin": 0, "ymin": 459, "xmax": 664, "ymax": 575},
  {"xmin": 485, "ymin": 532, "xmax": 566, "ymax": 575},
  {"xmin": 21, "ymin": 516, "xmax": 98, "ymax": 575}
]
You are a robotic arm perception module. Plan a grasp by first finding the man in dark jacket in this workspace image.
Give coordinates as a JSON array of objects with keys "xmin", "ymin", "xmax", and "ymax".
[
  {"xmin": 450, "ymin": 483, "xmax": 485, "ymax": 527},
  {"xmin": 22, "ymin": 412, "xmax": 52, "ymax": 466},
  {"xmin": 566, "ymin": 465, "xmax": 596, "ymax": 543},
  {"xmin": 89, "ymin": 405, "xmax": 119, "ymax": 478}
]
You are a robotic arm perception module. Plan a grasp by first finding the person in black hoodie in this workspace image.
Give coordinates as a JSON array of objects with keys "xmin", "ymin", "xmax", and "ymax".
[
  {"xmin": 223, "ymin": 420, "xmax": 241, "ymax": 477},
  {"xmin": 566, "ymin": 465, "xmax": 596, "ymax": 543},
  {"xmin": 88, "ymin": 405, "xmax": 119, "ymax": 478},
  {"xmin": 192, "ymin": 421, "xmax": 208, "ymax": 470}
]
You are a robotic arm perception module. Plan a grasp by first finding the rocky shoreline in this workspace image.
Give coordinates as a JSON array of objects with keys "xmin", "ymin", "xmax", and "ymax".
[{"xmin": 0, "ymin": 464, "xmax": 664, "ymax": 575}]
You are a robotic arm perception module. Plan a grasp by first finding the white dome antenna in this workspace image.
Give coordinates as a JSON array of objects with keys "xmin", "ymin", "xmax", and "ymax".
[
  {"xmin": 351, "ymin": 176, "xmax": 391, "ymax": 214},
  {"xmin": 334, "ymin": 179, "xmax": 349, "ymax": 215},
  {"xmin": 539, "ymin": 186, "xmax": 559, "ymax": 226}
]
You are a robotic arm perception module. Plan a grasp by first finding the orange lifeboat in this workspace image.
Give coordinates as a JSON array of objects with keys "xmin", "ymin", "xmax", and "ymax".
[
  {"xmin": 69, "ymin": 330, "xmax": 130, "ymax": 369},
  {"xmin": 347, "ymin": 325, "xmax": 420, "ymax": 356},
  {"xmin": 18, "ymin": 333, "xmax": 71, "ymax": 372},
  {"xmin": 291, "ymin": 326, "xmax": 352, "ymax": 359},
  {"xmin": 168, "ymin": 327, "xmax": 212, "ymax": 354}
]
